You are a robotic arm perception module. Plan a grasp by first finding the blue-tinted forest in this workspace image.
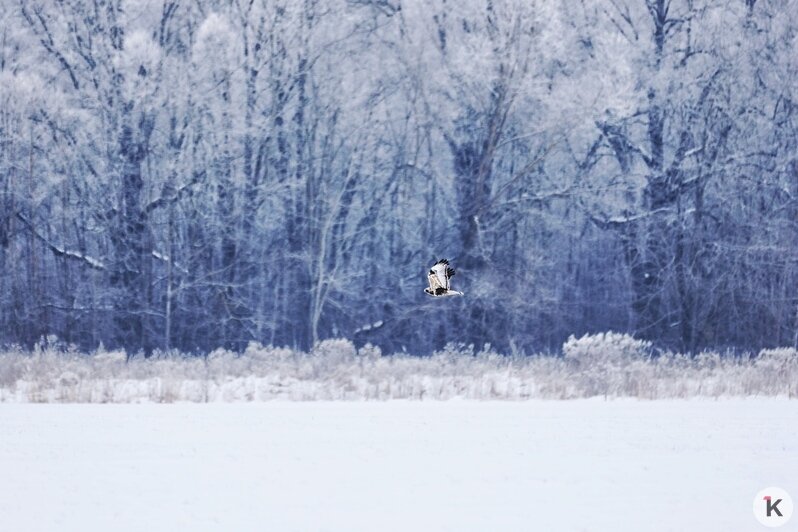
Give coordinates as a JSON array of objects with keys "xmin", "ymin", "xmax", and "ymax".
[{"xmin": 0, "ymin": 0, "xmax": 796, "ymax": 355}]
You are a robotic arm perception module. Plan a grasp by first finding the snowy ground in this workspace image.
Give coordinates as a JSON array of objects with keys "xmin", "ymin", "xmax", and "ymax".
[{"xmin": 0, "ymin": 400, "xmax": 796, "ymax": 532}]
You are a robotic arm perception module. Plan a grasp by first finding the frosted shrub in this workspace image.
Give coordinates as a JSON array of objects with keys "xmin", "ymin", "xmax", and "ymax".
[
  {"xmin": 307, "ymin": 339, "xmax": 359, "ymax": 384},
  {"xmin": 312, "ymin": 338, "xmax": 357, "ymax": 361},
  {"xmin": 243, "ymin": 342, "xmax": 294, "ymax": 363},
  {"xmin": 562, "ymin": 332, "xmax": 654, "ymax": 398},
  {"xmin": 755, "ymin": 348, "xmax": 798, "ymax": 397},
  {"xmin": 57, "ymin": 371, "xmax": 80, "ymax": 387},
  {"xmin": 206, "ymin": 347, "xmax": 232, "ymax": 361},
  {"xmin": 0, "ymin": 333, "xmax": 796, "ymax": 402},
  {"xmin": 563, "ymin": 332, "xmax": 652, "ymax": 366},
  {"xmin": 695, "ymin": 351, "xmax": 722, "ymax": 369},
  {"xmin": 357, "ymin": 343, "xmax": 382, "ymax": 360},
  {"xmin": 757, "ymin": 348, "xmax": 798, "ymax": 366},
  {"xmin": 93, "ymin": 349, "xmax": 127, "ymax": 363}
]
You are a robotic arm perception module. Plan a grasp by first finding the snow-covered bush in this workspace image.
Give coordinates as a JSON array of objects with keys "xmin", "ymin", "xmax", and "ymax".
[
  {"xmin": 757, "ymin": 347, "xmax": 798, "ymax": 366},
  {"xmin": 563, "ymin": 333, "xmax": 655, "ymax": 396},
  {"xmin": 563, "ymin": 332, "xmax": 653, "ymax": 366},
  {"xmin": 753, "ymin": 348, "xmax": 798, "ymax": 397},
  {"xmin": 357, "ymin": 343, "xmax": 382, "ymax": 360},
  {"xmin": 0, "ymin": 334, "xmax": 795, "ymax": 402},
  {"xmin": 312, "ymin": 339, "xmax": 357, "ymax": 360}
]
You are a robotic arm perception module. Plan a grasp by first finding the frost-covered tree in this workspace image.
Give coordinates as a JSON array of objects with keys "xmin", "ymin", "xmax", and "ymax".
[{"xmin": 0, "ymin": 0, "xmax": 795, "ymax": 355}]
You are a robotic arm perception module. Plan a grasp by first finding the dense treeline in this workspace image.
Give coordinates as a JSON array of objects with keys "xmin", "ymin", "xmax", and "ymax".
[{"xmin": 0, "ymin": 0, "xmax": 796, "ymax": 355}]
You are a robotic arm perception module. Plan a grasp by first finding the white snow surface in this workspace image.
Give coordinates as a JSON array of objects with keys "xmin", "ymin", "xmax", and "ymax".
[{"xmin": 1, "ymin": 400, "xmax": 796, "ymax": 532}]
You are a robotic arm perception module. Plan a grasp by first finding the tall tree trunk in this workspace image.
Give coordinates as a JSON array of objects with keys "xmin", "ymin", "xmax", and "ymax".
[{"xmin": 112, "ymin": 114, "xmax": 153, "ymax": 354}]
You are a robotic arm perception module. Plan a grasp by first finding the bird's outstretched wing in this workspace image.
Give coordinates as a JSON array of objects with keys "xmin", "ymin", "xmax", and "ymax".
[
  {"xmin": 430, "ymin": 259, "xmax": 450, "ymax": 290},
  {"xmin": 445, "ymin": 266, "xmax": 456, "ymax": 287}
]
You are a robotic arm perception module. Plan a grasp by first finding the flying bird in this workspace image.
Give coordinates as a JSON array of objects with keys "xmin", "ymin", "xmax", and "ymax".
[{"xmin": 424, "ymin": 259, "xmax": 464, "ymax": 297}]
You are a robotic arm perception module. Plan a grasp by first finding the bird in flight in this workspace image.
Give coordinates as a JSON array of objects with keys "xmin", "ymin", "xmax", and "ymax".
[{"xmin": 424, "ymin": 259, "xmax": 464, "ymax": 297}]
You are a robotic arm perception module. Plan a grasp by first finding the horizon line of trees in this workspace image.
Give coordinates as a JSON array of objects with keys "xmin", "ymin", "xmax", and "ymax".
[{"xmin": 0, "ymin": 0, "xmax": 796, "ymax": 355}]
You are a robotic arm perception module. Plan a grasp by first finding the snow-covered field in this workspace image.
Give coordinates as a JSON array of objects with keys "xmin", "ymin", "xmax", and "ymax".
[{"xmin": 1, "ymin": 400, "xmax": 795, "ymax": 531}]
